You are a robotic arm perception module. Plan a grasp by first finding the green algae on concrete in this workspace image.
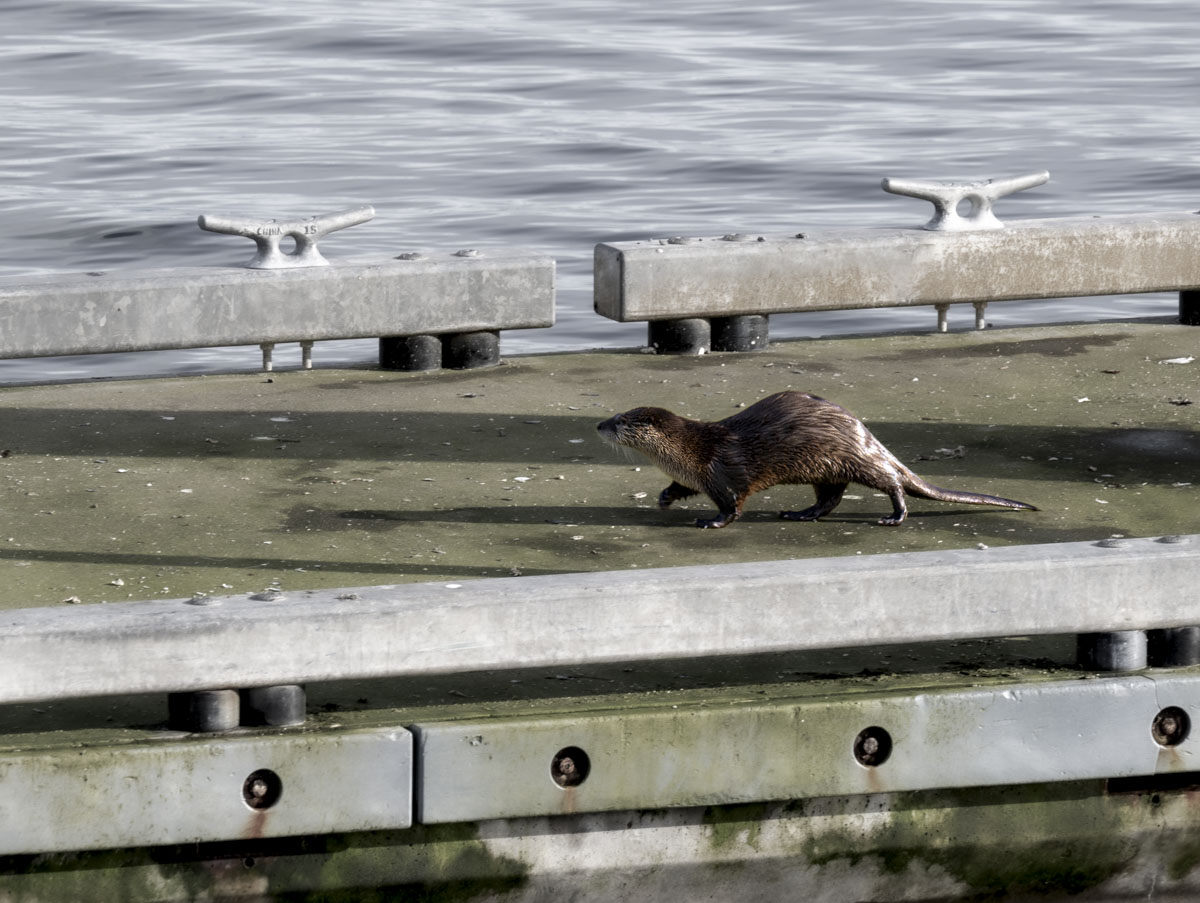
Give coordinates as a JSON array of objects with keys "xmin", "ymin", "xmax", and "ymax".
[
  {"xmin": 802, "ymin": 783, "xmax": 1136, "ymax": 897},
  {"xmin": 0, "ymin": 320, "xmax": 1196, "ymax": 611},
  {"xmin": 701, "ymin": 802, "xmax": 771, "ymax": 853},
  {"xmin": 0, "ymin": 823, "xmax": 531, "ymax": 903},
  {"xmin": 4, "ymin": 779, "xmax": 1191, "ymax": 902}
]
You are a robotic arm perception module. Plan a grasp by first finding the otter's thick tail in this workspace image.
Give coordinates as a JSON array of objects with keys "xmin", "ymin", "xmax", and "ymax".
[{"xmin": 904, "ymin": 476, "xmax": 1038, "ymax": 511}]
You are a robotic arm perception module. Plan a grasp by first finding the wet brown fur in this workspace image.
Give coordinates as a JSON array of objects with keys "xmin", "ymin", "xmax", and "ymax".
[{"xmin": 596, "ymin": 390, "xmax": 1038, "ymax": 527}]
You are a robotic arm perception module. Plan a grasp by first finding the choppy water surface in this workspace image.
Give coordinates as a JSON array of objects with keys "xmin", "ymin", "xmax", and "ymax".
[{"xmin": 1, "ymin": 0, "xmax": 1198, "ymax": 381}]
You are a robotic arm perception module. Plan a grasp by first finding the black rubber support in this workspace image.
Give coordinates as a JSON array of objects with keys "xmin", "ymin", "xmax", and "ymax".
[
  {"xmin": 647, "ymin": 318, "xmax": 710, "ymax": 354},
  {"xmin": 1180, "ymin": 290, "xmax": 1200, "ymax": 325},
  {"xmin": 167, "ymin": 689, "xmax": 240, "ymax": 733},
  {"xmin": 378, "ymin": 334, "xmax": 443, "ymax": 371},
  {"xmin": 443, "ymin": 330, "xmax": 501, "ymax": 369},
  {"xmin": 711, "ymin": 314, "xmax": 769, "ymax": 352},
  {"xmin": 1077, "ymin": 631, "xmax": 1147, "ymax": 672},
  {"xmin": 1148, "ymin": 627, "xmax": 1200, "ymax": 668},
  {"xmin": 241, "ymin": 685, "xmax": 307, "ymax": 727}
]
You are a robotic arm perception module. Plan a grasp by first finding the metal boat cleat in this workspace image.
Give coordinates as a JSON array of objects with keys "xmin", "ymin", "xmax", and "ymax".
[
  {"xmin": 197, "ymin": 205, "xmax": 375, "ymax": 269},
  {"xmin": 881, "ymin": 171, "xmax": 1049, "ymax": 231}
]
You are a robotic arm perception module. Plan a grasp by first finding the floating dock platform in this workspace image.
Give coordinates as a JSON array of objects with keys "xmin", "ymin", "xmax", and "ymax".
[{"xmin": 1, "ymin": 318, "xmax": 1199, "ymax": 901}]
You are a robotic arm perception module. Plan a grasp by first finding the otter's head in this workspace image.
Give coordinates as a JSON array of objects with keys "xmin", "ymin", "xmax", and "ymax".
[{"xmin": 597, "ymin": 406, "xmax": 684, "ymax": 459}]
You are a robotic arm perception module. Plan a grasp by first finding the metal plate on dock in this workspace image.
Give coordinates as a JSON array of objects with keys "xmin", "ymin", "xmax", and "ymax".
[{"xmin": 0, "ymin": 727, "xmax": 412, "ymax": 854}]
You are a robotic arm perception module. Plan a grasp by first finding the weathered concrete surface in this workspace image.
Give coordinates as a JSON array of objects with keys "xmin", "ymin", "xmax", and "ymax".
[
  {"xmin": 6, "ymin": 780, "xmax": 1200, "ymax": 902},
  {"xmin": 0, "ymin": 727, "xmax": 411, "ymax": 853},
  {"xmin": 2, "ymin": 535, "xmax": 1198, "ymax": 704},
  {"xmin": 1, "ymin": 635, "xmax": 1196, "ymax": 900},
  {"xmin": 0, "ymin": 634, "xmax": 1075, "ymax": 744},
  {"xmin": 0, "ymin": 250, "xmax": 554, "ymax": 357},
  {"xmin": 595, "ymin": 212, "xmax": 1200, "ymax": 320},
  {"xmin": 0, "ymin": 319, "xmax": 1195, "ymax": 611},
  {"xmin": 1, "ymin": 319, "xmax": 1197, "ymax": 900},
  {"xmin": 20, "ymin": 652, "xmax": 1195, "ymax": 852},
  {"xmin": 413, "ymin": 670, "xmax": 1198, "ymax": 823}
]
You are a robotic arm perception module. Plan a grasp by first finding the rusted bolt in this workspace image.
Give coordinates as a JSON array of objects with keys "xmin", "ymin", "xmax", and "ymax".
[
  {"xmin": 551, "ymin": 746, "xmax": 590, "ymax": 788},
  {"xmin": 1152, "ymin": 707, "xmax": 1191, "ymax": 747},
  {"xmin": 242, "ymin": 768, "xmax": 283, "ymax": 810},
  {"xmin": 853, "ymin": 726, "xmax": 893, "ymax": 767}
]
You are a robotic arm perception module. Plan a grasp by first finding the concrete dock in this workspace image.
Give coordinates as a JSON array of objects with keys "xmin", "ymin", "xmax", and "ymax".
[
  {"xmin": 1, "ymin": 317, "xmax": 1198, "ymax": 902},
  {"xmin": 1, "ymin": 318, "xmax": 1195, "ymax": 611}
]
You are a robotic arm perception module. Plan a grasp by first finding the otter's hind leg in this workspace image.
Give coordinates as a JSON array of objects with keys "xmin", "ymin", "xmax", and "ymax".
[
  {"xmin": 878, "ymin": 486, "xmax": 907, "ymax": 526},
  {"xmin": 780, "ymin": 483, "xmax": 847, "ymax": 522}
]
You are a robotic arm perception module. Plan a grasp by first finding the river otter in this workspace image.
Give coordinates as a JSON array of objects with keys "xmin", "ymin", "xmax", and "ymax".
[{"xmin": 597, "ymin": 391, "xmax": 1037, "ymax": 527}]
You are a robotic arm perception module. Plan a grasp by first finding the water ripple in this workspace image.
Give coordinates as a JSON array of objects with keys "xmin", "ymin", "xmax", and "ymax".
[{"xmin": 0, "ymin": 0, "xmax": 1197, "ymax": 379}]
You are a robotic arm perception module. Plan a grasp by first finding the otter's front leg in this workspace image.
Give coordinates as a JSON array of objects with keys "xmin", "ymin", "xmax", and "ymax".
[
  {"xmin": 659, "ymin": 481, "xmax": 699, "ymax": 508},
  {"xmin": 694, "ymin": 491, "xmax": 745, "ymax": 529}
]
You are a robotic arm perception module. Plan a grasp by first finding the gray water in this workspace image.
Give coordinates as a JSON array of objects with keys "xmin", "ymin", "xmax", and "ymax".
[{"xmin": 2, "ymin": 0, "xmax": 1198, "ymax": 382}]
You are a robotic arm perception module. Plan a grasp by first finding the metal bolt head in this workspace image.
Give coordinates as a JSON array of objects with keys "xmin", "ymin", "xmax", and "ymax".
[
  {"xmin": 242, "ymin": 769, "xmax": 283, "ymax": 810},
  {"xmin": 853, "ymin": 726, "xmax": 893, "ymax": 767},
  {"xmin": 1152, "ymin": 707, "xmax": 1191, "ymax": 747},
  {"xmin": 551, "ymin": 746, "xmax": 590, "ymax": 788}
]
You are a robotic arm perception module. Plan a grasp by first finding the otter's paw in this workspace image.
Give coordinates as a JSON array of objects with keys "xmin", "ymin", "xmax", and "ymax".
[
  {"xmin": 694, "ymin": 517, "xmax": 729, "ymax": 529},
  {"xmin": 658, "ymin": 490, "xmax": 675, "ymax": 509},
  {"xmin": 780, "ymin": 508, "xmax": 821, "ymax": 521},
  {"xmin": 876, "ymin": 515, "xmax": 905, "ymax": 526}
]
